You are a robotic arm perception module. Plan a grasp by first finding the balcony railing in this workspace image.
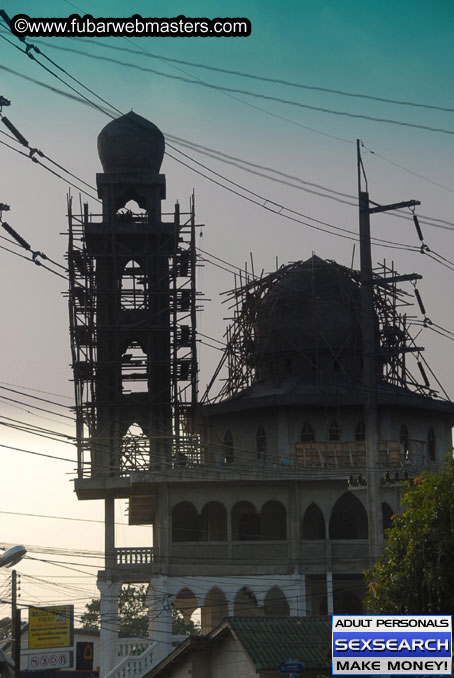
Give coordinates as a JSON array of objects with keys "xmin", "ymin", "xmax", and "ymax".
[{"xmin": 114, "ymin": 547, "xmax": 154, "ymax": 567}]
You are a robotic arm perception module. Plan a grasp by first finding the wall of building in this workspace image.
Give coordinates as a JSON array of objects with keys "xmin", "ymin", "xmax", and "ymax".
[{"xmin": 205, "ymin": 405, "xmax": 451, "ymax": 467}]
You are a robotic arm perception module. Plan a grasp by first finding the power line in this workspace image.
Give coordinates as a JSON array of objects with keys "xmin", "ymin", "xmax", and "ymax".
[
  {"xmin": 1, "ymin": 55, "xmax": 451, "ymax": 235},
  {"xmin": 0, "ymin": 129, "xmax": 100, "ymax": 202},
  {"xmin": 0, "ymin": 95, "xmax": 428, "ymax": 255},
  {"xmin": 39, "ymin": 36, "xmax": 454, "ymax": 114},
  {"xmin": 364, "ymin": 146, "xmax": 454, "ymax": 194},
  {"xmin": 0, "ymin": 379, "xmax": 73, "ymax": 400},
  {"xmin": 0, "ymin": 384, "xmax": 72, "ymax": 409},
  {"xmin": 0, "ymin": 509, "xmax": 126, "ymax": 526},
  {"xmin": 16, "ymin": 37, "xmax": 454, "ymax": 136},
  {"xmin": 0, "ymin": 442, "xmax": 75, "ymax": 464}
]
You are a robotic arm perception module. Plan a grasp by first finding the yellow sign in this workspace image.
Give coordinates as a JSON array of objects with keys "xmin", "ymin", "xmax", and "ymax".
[{"xmin": 28, "ymin": 605, "xmax": 73, "ymax": 649}]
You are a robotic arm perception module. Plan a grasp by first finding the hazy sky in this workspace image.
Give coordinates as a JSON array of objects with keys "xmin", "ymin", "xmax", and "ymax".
[{"xmin": 0, "ymin": 0, "xmax": 453, "ymax": 620}]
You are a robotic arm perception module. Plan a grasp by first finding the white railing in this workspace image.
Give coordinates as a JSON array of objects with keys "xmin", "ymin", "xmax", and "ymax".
[
  {"xmin": 106, "ymin": 642, "xmax": 156, "ymax": 678},
  {"xmin": 114, "ymin": 547, "xmax": 154, "ymax": 566},
  {"xmin": 117, "ymin": 637, "xmax": 154, "ymax": 658}
]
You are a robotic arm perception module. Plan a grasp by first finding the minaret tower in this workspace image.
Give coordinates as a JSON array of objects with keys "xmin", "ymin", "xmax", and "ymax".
[{"xmin": 68, "ymin": 112, "xmax": 198, "ymax": 673}]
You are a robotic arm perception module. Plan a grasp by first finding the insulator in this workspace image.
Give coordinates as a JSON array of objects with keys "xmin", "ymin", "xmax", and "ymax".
[
  {"xmin": 413, "ymin": 214, "xmax": 424, "ymax": 242},
  {"xmin": 1, "ymin": 221, "xmax": 31, "ymax": 250},
  {"xmin": 417, "ymin": 361, "xmax": 430, "ymax": 388},
  {"xmin": 1, "ymin": 116, "xmax": 29, "ymax": 148},
  {"xmin": 414, "ymin": 288, "xmax": 426, "ymax": 316}
]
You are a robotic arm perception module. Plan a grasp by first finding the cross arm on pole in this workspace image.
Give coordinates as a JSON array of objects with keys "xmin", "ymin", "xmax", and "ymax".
[{"xmin": 368, "ymin": 200, "xmax": 420, "ymax": 214}]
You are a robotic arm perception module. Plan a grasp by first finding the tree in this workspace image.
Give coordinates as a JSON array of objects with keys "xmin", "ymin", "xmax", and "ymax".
[
  {"xmin": 81, "ymin": 585, "xmax": 148, "ymax": 637},
  {"xmin": 81, "ymin": 585, "xmax": 199, "ymax": 637},
  {"xmin": 365, "ymin": 456, "xmax": 454, "ymax": 614},
  {"xmin": 0, "ymin": 617, "xmax": 11, "ymax": 640}
]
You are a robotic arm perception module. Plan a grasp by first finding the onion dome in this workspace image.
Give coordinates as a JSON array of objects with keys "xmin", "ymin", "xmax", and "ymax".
[{"xmin": 97, "ymin": 111, "xmax": 165, "ymax": 174}]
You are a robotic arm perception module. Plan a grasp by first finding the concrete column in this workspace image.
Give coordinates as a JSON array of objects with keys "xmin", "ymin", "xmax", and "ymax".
[
  {"xmin": 158, "ymin": 487, "xmax": 170, "ymax": 569},
  {"xmin": 326, "ymin": 572, "xmax": 334, "ymax": 615},
  {"xmin": 149, "ymin": 576, "xmax": 173, "ymax": 665},
  {"xmin": 105, "ymin": 495, "xmax": 115, "ymax": 574},
  {"xmin": 97, "ymin": 578, "xmax": 121, "ymax": 678}
]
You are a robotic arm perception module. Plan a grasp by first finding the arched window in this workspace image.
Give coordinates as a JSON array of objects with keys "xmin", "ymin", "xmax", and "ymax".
[
  {"xmin": 355, "ymin": 421, "xmax": 366, "ymax": 442},
  {"xmin": 301, "ymin": 422, "xmax": 315, "ymax": 442},
  {"xmin": 400, "ymin": 424, "xmax": 409, "ymax": 454},
  {"xmin": 172, "ymin": 502, "xmax": 200, "ymax": 542},
  {"xmin": 329, "ymin": 493, "xmax": 368, "ymax": 539},
  {"xmin": 223, "ymin": 430, "xmax": 234, "ymax": 465},
  {"xmin": 120, "ymin": 259, "xmax": 146, "ymax": 310},
  {"xmin": 382, "ymin": 503, "xmax": 394, "ymax": 534},
  {"xmin": 117, "ymin": 199, "xmax": 147, "ymax": 219},
  {"xmin": 232, "ymin": 501, "xmax": 260, "ymax": 541},
  {"xmin": 200, "ymin": 502, "xmax": 227, "ymax": 541},
  {"xmin": 260, "ymin": 501, "xmax": 287, "ymax": 540},
  {"xmin": 428, "ymin": 427, "xmax": 436, "ymax": 462},
  {"xmin": 302, "ymin": 503, "xmax": 326, "ymax": 539},
  {"xmin": 264, "ymin": 587, "xmax": 290, "ymax": 617},
  {"xmin": 121, "ymin": 341, "xmax": 148, "ymax": 393},
  {"xmin": 174, "ymin": 588, "xmax": 199, "ymax": 628},
  {"xmin": 328, "ymin": 421, "xmax": 341, "ymax": 442},
  {"xmin": 121, "ymin": 422, "xmax": 149, "ymax": 472},
  {"xmin": 256, "ymin": 425, "xmax": 267, "ymax": 461}
]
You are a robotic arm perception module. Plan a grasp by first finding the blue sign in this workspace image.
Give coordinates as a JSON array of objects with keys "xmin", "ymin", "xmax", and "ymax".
[{"xmin": 279, "ymin": 660, "xmax": 305, "ymax": 673}]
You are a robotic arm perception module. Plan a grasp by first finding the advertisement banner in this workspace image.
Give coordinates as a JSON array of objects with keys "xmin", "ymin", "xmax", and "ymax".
[{"xmin": 28, "ymin": 605, "xmax": 74, "ymax": 650}]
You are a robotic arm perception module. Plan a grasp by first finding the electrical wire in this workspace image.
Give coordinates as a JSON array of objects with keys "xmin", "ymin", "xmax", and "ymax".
[
  {"xmin": 37, "ymin": 36, "xmax": 454, "ymax": 114},
  {"xmin": 1, "ymin": 56, "xmax": 451, "ymax": 238},
  {"xmin": 13, "ymin": 36, "xmax": 454, "ymax": 136}
]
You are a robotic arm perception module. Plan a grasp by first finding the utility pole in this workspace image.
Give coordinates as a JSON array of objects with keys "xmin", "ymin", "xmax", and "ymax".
[
  {"xmin": 11, "ymin": 569, "xmax": 21, "ymax": 678},
  {"xmin": 0, "ymin": 547, "xmax": 26, "ymax": 678},
  {"xmin": 357, "ymin": 140, "xmax": 420, "ymax": 564}
]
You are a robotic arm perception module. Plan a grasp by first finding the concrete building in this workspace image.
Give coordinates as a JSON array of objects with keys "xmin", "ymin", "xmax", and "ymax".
[
  {"xmin": 144, "ymin": 617, "xmax": 331, "ymax": 678},
  {"xmin": 68, "ymin": 113, "xmax": 454, "ymax": 677}
]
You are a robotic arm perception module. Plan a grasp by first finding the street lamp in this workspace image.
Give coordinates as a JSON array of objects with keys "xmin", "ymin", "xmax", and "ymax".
[{"xmin": 0, "ymin": 545, "xmax": 27, "ymax": 678}]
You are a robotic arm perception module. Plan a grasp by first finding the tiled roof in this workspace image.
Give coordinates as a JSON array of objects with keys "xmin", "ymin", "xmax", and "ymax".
[{"xmin": 226, "ymin": 617, "xmax": 332, "ymax": 672}]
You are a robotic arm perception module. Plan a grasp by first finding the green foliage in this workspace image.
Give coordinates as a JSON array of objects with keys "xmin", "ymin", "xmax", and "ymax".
[
  {"xmin": 81, "ymin": 585, "xmax": 148, "ymax": 637},
  {"xmin": 172, "ymin": 610, "xmax": 199, "ymax": 636},
  {"xmin": 80, "ymin": 585, "xmax": 199, "ymax": 637},
  {"xmin": 365, "ymin": 455, "xmax": 454, "ymax": 614},
  {"xmin": 0, "ymin": 617, "xmax": 11, "ymax": 640}
]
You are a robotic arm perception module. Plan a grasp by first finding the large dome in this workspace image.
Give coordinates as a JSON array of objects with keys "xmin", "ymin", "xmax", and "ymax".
[
  {"xmin": 97, "ymin": 111, "xmax": 165, "ymax": 174},
  {"xmin": 254, "ymin": 256, "xmax": 364, "ymax": 363}
]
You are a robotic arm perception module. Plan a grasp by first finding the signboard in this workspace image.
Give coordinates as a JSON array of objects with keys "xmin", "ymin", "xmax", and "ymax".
[
  {"xmin": 28, "ymin": 650, "xmax": 73, "ymax": 671},
  {"xmin": 76, "ymin": 642, "xmax": 94, "ymax": 671},
  {"xmin": 332, "ymin": 615, "xmax": 452, "ymax": 675},
  {"xmin": 28, "ymin": 605, "xmax": 74, "ymax": 650},
  {"xmin": 279, "ymin": 660, "xmax": 305, "ymax": 673}
]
